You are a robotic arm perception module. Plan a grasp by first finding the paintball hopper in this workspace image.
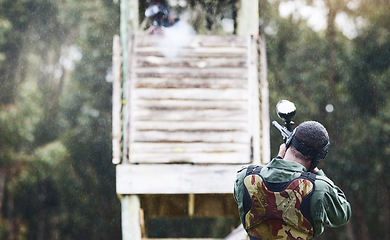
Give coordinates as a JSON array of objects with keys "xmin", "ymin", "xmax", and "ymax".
[{"xmin": 276, "ymin": 100, "xmax": 296, "ymax": 131}]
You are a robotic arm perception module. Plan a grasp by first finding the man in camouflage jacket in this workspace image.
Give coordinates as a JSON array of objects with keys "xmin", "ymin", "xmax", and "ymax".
[{"xmin": 234, "ymin": 121, "xmax": 351, "ymax": 240}]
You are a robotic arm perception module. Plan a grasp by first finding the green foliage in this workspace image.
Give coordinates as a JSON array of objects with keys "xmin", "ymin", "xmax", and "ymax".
[
  {"xmin": 0, "ymin": 0, "xmax": 120, "ymax": 239},
  {"xmin": 54, "ymin": 1, "xmax": 121, "ymax": 239},
  {"xmin": 0, "ymin": 0, "xmax": 61, "ymax": 104}
]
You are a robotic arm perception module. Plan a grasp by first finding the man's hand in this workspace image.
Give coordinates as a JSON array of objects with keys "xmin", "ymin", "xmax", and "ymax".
[
  {"xmin": 311, "ymin": 167, "xmax": 319, "ymax": 173},
  {"xmin": 277, "ymin": 143, "xmax": 286, "ymax": 158}
]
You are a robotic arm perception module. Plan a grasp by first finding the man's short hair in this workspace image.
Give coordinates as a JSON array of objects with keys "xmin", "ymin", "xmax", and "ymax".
[{"xmin": 295, "ymin": 121, "xmax": 329, "ymax": 152}]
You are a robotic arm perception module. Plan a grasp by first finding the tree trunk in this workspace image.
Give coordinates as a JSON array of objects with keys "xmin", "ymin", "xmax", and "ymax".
[
  {"xmin": 325, "ymin": 0, "xmax": 337, "ymax": 100},
  {"xmin": 346, "ymin": 221, "xmax": 355, "ymax": 240},
  {"xmin": 353, "ymin": 194, "xmax": 371, "ymax": 240},
  {"xmin": 383, "ymin": 182, "xmax": 390, "ymax": 240},
  {"xmin": 0, "ymin": 170, "xmax": 6, "ymax": 214}
]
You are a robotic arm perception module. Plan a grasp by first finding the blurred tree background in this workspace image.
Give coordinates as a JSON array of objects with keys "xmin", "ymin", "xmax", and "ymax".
[{"xmin": 0, "ymin": 0, "xmax": 388, "ymax": 239}]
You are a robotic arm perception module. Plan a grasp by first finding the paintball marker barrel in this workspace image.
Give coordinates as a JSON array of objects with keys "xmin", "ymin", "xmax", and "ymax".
[{"xmin": 272, "ymin": 120, "xmax": 292, "ymax": 142}]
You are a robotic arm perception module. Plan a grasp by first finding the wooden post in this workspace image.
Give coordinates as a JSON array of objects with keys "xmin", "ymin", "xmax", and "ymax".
[
  {"xmin": 248, "ymin": 35, "xmax": 261, "ymax": 165},
  {"xmin": 120, "ymin": 0, "xmax": 139, "ymax": 163},
  {"xmin": 120, "ymin": 0, "xmax": 129, "ymax": 164},
  {"xmin": 188, "ymin": 194, "xmax": 195, "ymax": 217},
  {"xmin": 120, "ymin": 2, "xmax": 141, "ymax": 240},
  {"xmin": 237, "ymin": 0, "xmax": 264, "ymax": 165},
  {"xmin": 259, "ymin": 34, "xmax": 271, "ymax": 164},
  {"xmin": 112, "ymin": 35, "xmax": 122, "ymax": 164},
  {"xmin": 237, "ymin": 0, "xmax": 259, "ymax": 36},
  {"xmin": 121, "ymin": 195, "xmax": 142, "ymax": 240}
]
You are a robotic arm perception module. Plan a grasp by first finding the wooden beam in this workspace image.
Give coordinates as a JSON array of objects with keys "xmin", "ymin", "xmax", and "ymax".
[
  {"xmin": 131, "ymin": 88, "xmax": 249, "ymax": 100},
  {"xmin": 116, "ymin": 164, "xmax": 243, "ymax": 194},
  {"xmin": 133, "ymin": 110, "xmax": 248, "ymax": 122},
  {"xmin": 135, "ymin": 67, "xmax": 248, "ymax": 79},
  {"xmin": 134, "ymin": 78, "xmax": 248, "ymax": 89},
  {"xmin": 136, "ymin": 57, "xmax": 247, "ymax": 69},
  {"xmin": 131, "ymin": 130, "xmax": 249, "ymax": 142},
  {"xmin": 132, "ymin": 99, "xmax": 248, "ymax": 109},
  {"xmin": 129, "ymin": 152, "xmax": 250, "ymax": 164},
  {"xmin": 132, "ymin": 121, "xmax": 249, "ymax": 131},
  {"xmin": 129, "ymin": 142, "xmax": 251, "ymax": 164},
  {"xmin": 136, "ymin": 35, "xmax": 247, "ymax": 47},
  {"xmin": 135, "ymin": 47, "xmax": 247, "ymax": 58}
]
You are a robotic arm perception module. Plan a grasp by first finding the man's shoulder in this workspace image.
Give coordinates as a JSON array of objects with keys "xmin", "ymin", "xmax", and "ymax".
[{"xmin": 314, "ymin": 171, "xmax": 335, "ymax": 189}]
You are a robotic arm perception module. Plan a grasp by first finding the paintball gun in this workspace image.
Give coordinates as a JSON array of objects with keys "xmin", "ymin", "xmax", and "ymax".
[{"xmin": 272, "ymin": 100, "xmax": 296, "ymax": 142}]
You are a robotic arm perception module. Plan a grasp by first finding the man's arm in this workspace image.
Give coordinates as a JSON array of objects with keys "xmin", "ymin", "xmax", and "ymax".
[
  {"xmin": 234, "ymin": 166, "xmax": 249, "ymax": 226},
  {"xmin": 311, "ymin": 172, "xmax": 352, "ymax": 236}
]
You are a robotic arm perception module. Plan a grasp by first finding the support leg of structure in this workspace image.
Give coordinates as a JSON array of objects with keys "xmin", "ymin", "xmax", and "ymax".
[{"xmin": 121, "ymin": 195, "xmax": 142, "ymax": 240}]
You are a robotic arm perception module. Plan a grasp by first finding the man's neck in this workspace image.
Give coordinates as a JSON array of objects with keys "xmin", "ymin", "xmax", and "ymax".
[{"xmin": 283, "ymin": 150, "xmax": 311, "ymax": 172}]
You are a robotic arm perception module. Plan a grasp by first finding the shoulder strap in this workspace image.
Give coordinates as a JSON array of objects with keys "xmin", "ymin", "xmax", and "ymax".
[
  {"xmin": 300, "ymin": 171, "xmax": 317, "ymax": 183},
  {"xmin": 246, "ymin": 165, "xmax": 263, "ymax": 175}
]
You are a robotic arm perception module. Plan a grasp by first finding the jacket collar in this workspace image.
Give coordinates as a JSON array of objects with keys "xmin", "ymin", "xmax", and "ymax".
[{"xmin": 268, "ymin": 158, "xmax": 308, "ymax": 172}]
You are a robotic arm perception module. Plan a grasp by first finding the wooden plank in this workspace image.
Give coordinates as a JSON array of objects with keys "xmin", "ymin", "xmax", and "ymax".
[
  {"xmin": 132, "ymin": 131, "xmax": 250, "ymax": 143},
  {"xmin": 135, "ymin": 49, "xmax": 247, "ymax": 58},
  {"xmin": 116, "ymin": 164, "xmax": 244, "ymax": 194},
  {"xmin": 130, "ymin": 152, "xmax": 250, "ymax": 164},
  {"xmin": 132, "ymin": 99, "xmax": 248, "ymax": 111},
  {"xmin": 134, "ymin": 78, "xmax": 248, "ymax": 89},
  {"xmin": 132, "ymin": 109, "xmax": 248, "ymax": 121},
  {"xmin": 131, "ymin": 88, "xmax": 249, "ymax": 100},
  {"xmin": 135, "ymin": 67, "xmax": 247, "ymax": 79},
  {"xmin": 131, "ymin": 142, "xmax": 250, "ymax": 153},
  {"xmin": 136, "ymin": 56, "xmax": 247, "ymax": 68},
  {"xmin": 135, "ymin": 35, "xmax": 248, "ymax": 48},
  {"xmin": 132, "ymin": 121, "xmax": 248, "ymax": 131},
  {"xmin": 136, "ymin": 46, "xmax": 247, "ymax": 54}
]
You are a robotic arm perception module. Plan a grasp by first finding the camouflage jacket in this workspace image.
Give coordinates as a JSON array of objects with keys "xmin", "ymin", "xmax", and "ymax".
[{"xmin": 234, "ymin": 158, "xmax": 351, "ymax": 239}]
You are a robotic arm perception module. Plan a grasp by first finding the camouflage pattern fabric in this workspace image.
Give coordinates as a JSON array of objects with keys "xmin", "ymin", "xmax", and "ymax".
[{"xmin": 243, "ymin": 173, "xmax": 315, "ymax": 240}]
